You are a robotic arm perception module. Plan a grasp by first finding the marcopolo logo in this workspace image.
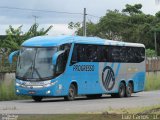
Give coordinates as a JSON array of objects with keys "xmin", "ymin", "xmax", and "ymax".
[{"xmin": 102, "ymin": 66, "xmax": 115, "ymax": 91}]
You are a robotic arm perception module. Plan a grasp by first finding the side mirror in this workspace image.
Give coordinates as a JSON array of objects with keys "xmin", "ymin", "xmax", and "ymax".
[
  {"xmin": 52, "ymin": 50, "xmax": 65, "ymax": 65},
  {"xmin": 8, "ymin": 50, "xmax": 19, "ymax": 64}
]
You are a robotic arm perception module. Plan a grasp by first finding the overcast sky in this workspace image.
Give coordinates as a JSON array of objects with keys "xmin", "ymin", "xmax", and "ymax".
[{"xmin": 0, "ymin": 0, "xmax": 160, "ymax": 35}]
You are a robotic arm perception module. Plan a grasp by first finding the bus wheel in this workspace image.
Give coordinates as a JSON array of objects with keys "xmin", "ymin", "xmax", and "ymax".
[
  {"xmin": 86, "ymin": 94, "xmax": 102, "ymax": 99},
  {"xmin": 111, "ymin": 93, "xmax": 118, "ymax": 98},
  {"xmin": 64, "ymin": 84, "xmax": 76, "ymax": 101},
  {"xmin": 125, "ymin": 82, "xmax": 133, "ymax": 97},
  {"xmin": 118, "ymin": 82, "xmax": 126, "ymax": 98},
  {"xmin": 32, "ymin": 96, "xmax": 43, "ymax": 102}
]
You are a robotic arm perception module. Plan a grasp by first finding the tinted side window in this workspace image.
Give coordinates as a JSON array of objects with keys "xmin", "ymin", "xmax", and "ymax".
[
  {"xmin": 71, "ymin": 44, "xmax": 109, "ymax": 64},
  {"xmin": 70, "ymin": 44, "xmax": 145, "ymax": 64},
  {"xmin": 132, "ymin": 47, "xmax": 145, "ymax": 63},
  {"xmin": 110, "ymin": 46, "xmax": 145, "ymax": 63}
]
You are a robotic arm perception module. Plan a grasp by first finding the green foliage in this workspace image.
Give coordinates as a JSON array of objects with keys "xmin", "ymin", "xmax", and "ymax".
[
  {"xmin": 146, "ymin": 49, "xmax": 156, "ymax": 57},
  {"xmin": 68, "ymin": 4, "xmax": 160, "ymax": 55},
  {"xmin": 0, "ymin": 23, "xmax": 53, "ymax": 73},
  {"xmin": 1, "ymin": 23, "xmax": 53, "ymax": 52},
  {"xmin": 122, "ymin": 4, "xmax": 142, "ymax": 14},
  {"xmin": 98, "ymin": 10, "xmax": 129, "ymax": 40},
  {"xmin": 0, "ymin": 80, "xmax": 30, "ymax": 101},
  {"xmin": 68, "ymin": 22, "xmax": 81, "ymax": 30},
  {"xmin": 145, "ymin": 72, "xmax": 160, "ymax": 91}
]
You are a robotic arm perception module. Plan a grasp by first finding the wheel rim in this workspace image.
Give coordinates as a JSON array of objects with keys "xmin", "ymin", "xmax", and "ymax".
[
  {"xmin": 69, "ymin": 88, "xmax": 74, "ymax": 98},
  {"xmin": 127, "ymin": 84, "xmax": 132, "ymax": 95},
  {"xmin": 120, "ymin": 85, "xmax": 125, "ymax": 97}
]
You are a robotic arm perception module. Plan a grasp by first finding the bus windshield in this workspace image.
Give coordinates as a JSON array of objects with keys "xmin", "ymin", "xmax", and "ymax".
[{"xmin": 16, "ymin": 47, "xmax": 57, "ymax": 81}]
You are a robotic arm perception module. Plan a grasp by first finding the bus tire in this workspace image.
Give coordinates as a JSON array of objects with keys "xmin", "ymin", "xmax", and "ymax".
[
  {"xmin": 125, "ymin": 82, "xmax": 133, "ymax": 97},
  {"xmin": 86, "ymin": 94, "xmax": 102, "ymax": 99},
  {"xmin": 32, "ymin": 96, "xmax": 43, "ymax": 102},
  {"xmin": 118, "ymin": 82, "xmax": 126, "ymax": 98},
  {"xmin": 111, "ymin": 93, "xmax": 118, "ymax": 98},
  {"xmin": 64, "ymin": 84, "xmax": 76, "ymax": 101}
]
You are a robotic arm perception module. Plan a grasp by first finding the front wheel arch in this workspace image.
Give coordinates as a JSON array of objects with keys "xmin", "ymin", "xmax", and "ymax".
[
  {"xmin": 64, "ymin": 82, "xmax": 78, "ymax": 101},
  {"xmin": 70, "ymin": 82, "xmax": 78, "ymax": 95}
]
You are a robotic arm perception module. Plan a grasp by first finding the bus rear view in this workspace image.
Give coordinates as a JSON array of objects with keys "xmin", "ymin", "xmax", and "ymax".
[{"xmin": 9, "ymin": 36, "xmax": 146, "ymax": 101}]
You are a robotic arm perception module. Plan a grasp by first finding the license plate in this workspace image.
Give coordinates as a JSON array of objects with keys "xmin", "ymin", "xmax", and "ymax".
[{"xmin": 28, "ymin": 91, "xmax": 36, "ymax": 94}]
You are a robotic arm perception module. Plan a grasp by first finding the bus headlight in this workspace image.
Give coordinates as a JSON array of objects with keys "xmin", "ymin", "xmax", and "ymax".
[
  {"xmin": 43, "ymin": 81, "xmax": 57, "ymax": 87},
  {"xmin": 16, "ymin": 89, "xmax": 20, "ymax": 93},
  {"xmin": 16, "ymin": 82, "xmax": 21, "ymax": 86},
  {"xmin": 46, "ymin": 90, "xmax": 51, "ymax": 94},
  {"xmin": 16, "ymin": 82, "xmax": 25, "ymax": 87}
]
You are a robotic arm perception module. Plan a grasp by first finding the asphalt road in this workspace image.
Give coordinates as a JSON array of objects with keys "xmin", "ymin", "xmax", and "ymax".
[{"xmin": 0, "ymin": 90, "xmax": 160, "ymax": 114}]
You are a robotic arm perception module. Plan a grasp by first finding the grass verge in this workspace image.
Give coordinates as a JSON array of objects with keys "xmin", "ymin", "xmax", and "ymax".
[
  {"xmin": 0, "ymin": 80, "xmax": 30, "ymax": 101},
  {"xmin": 13, "ymin": 105, "xmax": 160, "ymax": 120},
  {"xmin": 145, "ymin": 72, "xmax": 160, "ymax": 91}
]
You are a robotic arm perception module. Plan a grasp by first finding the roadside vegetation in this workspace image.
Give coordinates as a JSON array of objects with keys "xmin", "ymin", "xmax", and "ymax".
[
  {"xmin": 0, "ymin": 23, "xmax": 53, "ymax": 73},
  {"xmin": 0, "ymin": 80, "xmax": 30, "ymax": 101},
  {"xmin": 145, "ymin": 72, "xmax": 160, "ymax": 91},
  {"xmin": 16, "ymin": 105, "xmax": 160, "ymax": 120}
]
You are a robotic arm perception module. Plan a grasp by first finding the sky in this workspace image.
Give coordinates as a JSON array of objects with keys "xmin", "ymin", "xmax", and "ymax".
[{"xmin": 0, "ymin": 0, "xmax": 160, "ymax": 35}]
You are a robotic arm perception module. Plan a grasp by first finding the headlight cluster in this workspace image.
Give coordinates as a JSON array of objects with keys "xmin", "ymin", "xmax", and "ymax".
[
  {"xmin": 16, "ymin": 80, "xmax": 57, "ymax": 88},
  {"xmin": 16, "ymin": 81, "xmax": 25, "ymax": 87},
  {"xmin": 43, "ymin": 81, "xmax": 57, "ymax": 87},
  {"xmin": 16, "ymin": 82, "xmax": 20, "ymax": 86}
]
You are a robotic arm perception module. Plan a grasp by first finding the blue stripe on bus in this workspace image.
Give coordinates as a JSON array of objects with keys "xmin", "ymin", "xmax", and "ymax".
[{"xmin": 115, "ymin": 63, "xmax": 121, "ymax": 77}]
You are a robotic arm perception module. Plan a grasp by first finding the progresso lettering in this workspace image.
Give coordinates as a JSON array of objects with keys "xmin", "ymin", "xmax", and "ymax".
[{"xmin": 73, "ymin": 65, "xmax": 94, "ymax": 71}]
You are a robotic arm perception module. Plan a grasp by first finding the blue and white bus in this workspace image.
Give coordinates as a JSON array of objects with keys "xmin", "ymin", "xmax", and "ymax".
[{"xmin": 9, "ymin": 36, "xmax": 146, "ymax": 101}]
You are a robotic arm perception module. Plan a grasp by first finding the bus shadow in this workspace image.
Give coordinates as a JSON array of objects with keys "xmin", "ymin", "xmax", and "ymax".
[{"xmin": 22, "ymin": 95, "xmax": 139, "ymax": 103}]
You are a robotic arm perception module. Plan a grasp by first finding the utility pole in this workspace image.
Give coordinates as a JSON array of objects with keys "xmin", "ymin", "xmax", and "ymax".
[
  {"xmin": 83, "ymin": 8, "xmax": 87, "ymax": 36},
  {"xmin": 33, "ymin": 15, "xmax": 38, "ymax": 24},
  {"xmin": 154, "ymin": 31, "xmax": 157, "ymax": 56},
  {"xmin": 32, "ymin": 15, "xmax": 38, "ymax": 36}
]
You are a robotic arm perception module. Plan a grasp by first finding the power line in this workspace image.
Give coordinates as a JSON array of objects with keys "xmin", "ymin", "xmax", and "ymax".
[
  {"xmin": 87, "ymin": 14, "xmax": 101, "ymax": 18},
  {"xmin": 0, "ymin": 6, "xmax": 101, "ymax": 22},
  {"xmin": 0, "ymin": 6, "xmax": 101, "ymax": 19},
  {"xmin": 0, "ymin": 6, "xmax": 83, "ymax": 15},
  {"xmin": 0, "ymin": 6, "xmax": 101, "ymax": 36},
  {"xmin": 0, "ymin": 6, "xmax": 132, "ymax": 25}
]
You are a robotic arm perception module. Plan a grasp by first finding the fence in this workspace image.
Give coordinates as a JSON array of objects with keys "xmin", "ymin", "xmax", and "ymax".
[{"xmin": 146, "ymin": 57, "xmax": 160, "ymax": 72}]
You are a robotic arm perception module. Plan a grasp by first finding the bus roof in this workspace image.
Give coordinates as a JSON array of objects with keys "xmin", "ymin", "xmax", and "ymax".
[{"xmin": 22, "ymin": 35, "xmax": 145, "ymax": 48}]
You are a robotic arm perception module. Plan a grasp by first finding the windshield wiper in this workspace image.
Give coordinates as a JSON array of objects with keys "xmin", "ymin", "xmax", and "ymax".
[
  {"xmin": 22, "ymin": 63, "xmax": 34, "ymax": 79},
  {"xmin": 22, "ymin": 66, "xmax": 43, "ymax": 80},
  {"xmin": 33, "ymin": 67, "xmax": 43, "ymax": 80}
]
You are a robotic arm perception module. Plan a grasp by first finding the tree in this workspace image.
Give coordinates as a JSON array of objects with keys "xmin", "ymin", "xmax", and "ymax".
[
  {"xmin": 146, "ymin": 49, "xmax": 156, "ymax": 57},
  {"xmin": 98, "ymin": 10, "xmax": 130, "ymax": 40},
  {"xmin": 1, "ymin": 23, "xmax": 53, "ymax": 52},
  {"xmin": 122, "ymin": 4, "xmax": 142, "ymax": 15},
  {"xmin": 68, "ymin": 4, "xmax": 160, "ymax": 55}
]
